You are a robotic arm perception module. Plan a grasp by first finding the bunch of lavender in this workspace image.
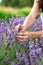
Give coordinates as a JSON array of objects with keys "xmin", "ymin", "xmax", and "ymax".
[
  {"xmin": 13, "ymin": 37, "xmax": 43, "ymax": 65},
  {"xmin": 0, "ymin": 16, "xmax": 26, "ymax": 65},
  {"xmin": 0, "ymin": 16, "xmax": 43, "ymax": 65}
]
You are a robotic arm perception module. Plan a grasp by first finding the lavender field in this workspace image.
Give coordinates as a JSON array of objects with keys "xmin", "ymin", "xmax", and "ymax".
[{"xmin": 0, "ymin": 15, "xmax": 43, "ymax": 65}]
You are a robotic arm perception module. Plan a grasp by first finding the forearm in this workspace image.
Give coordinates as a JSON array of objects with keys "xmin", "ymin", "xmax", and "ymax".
[
  {"xmin": 29, "ymin": 31, "xmax": 43, "ymax": 39},
  {"xmin": 23, "ymin": 0, "xmax": 39, "ymax": 30}
]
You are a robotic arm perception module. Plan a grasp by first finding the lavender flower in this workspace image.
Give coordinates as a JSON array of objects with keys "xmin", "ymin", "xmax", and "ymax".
[
  {"xmin": 11, "ymin": 62, "xmax": 15, "ymax": 65},
  {"xmin": 0, "ymin": 16, "xmax": 43, "ymax": 65}
]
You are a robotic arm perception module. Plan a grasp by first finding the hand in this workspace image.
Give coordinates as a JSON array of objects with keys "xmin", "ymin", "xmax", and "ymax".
[
  {"xmin": 16, "ymin": 31, "xmax": 30, "ymax": 42},
  {"xmin": 13, "ymin": 24, "xmax": 21, "ymax": 32},
  {"xmin": 20, "ymin": 25, "xmax": 27, "ymax": 32},
  {"xmin": 13, "ymin": 24, "xmax": 27, "ymax": 33}
]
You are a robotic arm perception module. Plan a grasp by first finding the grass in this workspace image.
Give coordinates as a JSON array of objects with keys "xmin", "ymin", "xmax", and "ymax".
[
  {"xmin": 0, "ymin": 6, "xmax": 40, "ymax": 20},
  {"xmin": 0, "ymin": 6, "xmax": 31, "ymax": 13}
]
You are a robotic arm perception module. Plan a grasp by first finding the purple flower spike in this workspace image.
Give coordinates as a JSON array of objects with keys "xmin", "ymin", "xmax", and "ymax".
[
  {"xmin": 29, "ymin": 42, "xmax": 35, "ymax": 50},
  {"xmin": 16, "ymin": 50, "xmax": 21, "ymax": 60},
  {"xmin": 20, "ymin": 41, "xmax": 25, "ymax": 46},
  {"xmin": 36, "ymin": 48, "xmax": 42, "ymax": 54},
  {"xmin": 4, "ymin": 57, "xmax": 9, "ymax": 63},
  {"xmin": 11, "ymin": 62, "xmax": 15, "ymax": 65}
]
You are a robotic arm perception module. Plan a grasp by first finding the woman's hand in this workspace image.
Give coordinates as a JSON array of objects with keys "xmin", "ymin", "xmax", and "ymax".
[
  {"xmin": 13, "ymin": 24, "xmax": 21, "ymax": 32},
  {"xmin": 16, "ymin": 31, "xmax": 30, "ymax": 42},
  {"xmin": 16, "ymin": 31, "xmax": 43, "ymax": 42},
  {"xmin": 13, "ymin": 24, "xmax": 27, "ymax": 32}
]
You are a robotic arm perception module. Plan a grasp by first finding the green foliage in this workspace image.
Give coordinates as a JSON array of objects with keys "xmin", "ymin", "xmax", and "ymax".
[
  {"xmin": 2, "ymin": 0, "xmax": 19, "ymax": 7},
  {"xmin": 0, "ymin": 9, "xmax": 40, "ymax": 20},
  {"xmin": 2, "ymin": 0, "xmax": 34, "ymax": 7},
  {"xmin": 19, "ymin": 0, "xmax": 34, "ymax": 7}
]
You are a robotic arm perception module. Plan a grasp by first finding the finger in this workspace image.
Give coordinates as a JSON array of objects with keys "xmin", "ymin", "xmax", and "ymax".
[
  {"xmin": 18, "ymin": 39, "xmax": 27, "ymax": 42},
  {"xmin": 21, "ymin": 27, "xmax": 26, "ymax": 32},
  {"xmin": 16, "ymin": 24, "xmax": 21, "ymax": 28},
  {"xmin": 13, "ymin": 24, "xmax": 21, "ymax": 32},
  {"xmin": 17, "ymin": 32, "xmax": 28, "ymax": 36},
  {"xmin": 20, "ymin": 25, "xmax": 27, "ymax": 32},
  {"xmin": 17, "ymin": 37, "xmax": 29, "ymax": 42},
  {"xmin": 16, "ymin": 36, "xmax": 28, "ymax": 39},
  {"xmin": 18, "ymin": 39, "xmax": 24, "ymax": 42},
  {"xmin": 18, "ymin": 37, "xmax": 28, "ymax": 42}
]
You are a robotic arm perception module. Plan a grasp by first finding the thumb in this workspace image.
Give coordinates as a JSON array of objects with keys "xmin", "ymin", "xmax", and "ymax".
[
  {"xmin": 16, "ymin": 24, "xmax": 20, "ymax": 29},
  {"xmin": 21, "ymin": 29, "xmax": 26, "ymax": 32},
  {"xmin": 13, "ymin": 24, "xmax": 20, "ymax": 32},
  {"xmin": 21, "ymin": 26, "xmax": 26, "ymax": 32}
]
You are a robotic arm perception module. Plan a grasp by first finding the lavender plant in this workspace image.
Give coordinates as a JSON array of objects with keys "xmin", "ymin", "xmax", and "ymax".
[{"xmin": 0, "ymin": 16, "xmax": 43, "ymax": 65}]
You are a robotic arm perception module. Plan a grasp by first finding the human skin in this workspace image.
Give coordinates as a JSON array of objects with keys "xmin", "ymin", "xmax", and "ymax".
[
  {"xmin": 21, "ymin": 0, "xmax": 39, "ymax": 32},
  {"xmin": 16, "ymin": 0, "xmax": 41, "ymax": 41},
  {"xmin": 16, "ymin": 31, "xmax": 43, "ymax": 41},
  {"xmin": 13, "ymin": 0, "xmax": 43, "ymax": 41},
  {"xmin": 13, "ymin": 0, "xmax": 39, "ymax": 32}
]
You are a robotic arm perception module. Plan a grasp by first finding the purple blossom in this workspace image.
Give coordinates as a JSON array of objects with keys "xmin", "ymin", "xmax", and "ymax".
[
  {"xmin": 4, "ymin": 57, "xmax": 9, "ymax": 63},
  {"xmin": 16, "ymin": 50, "xmax": 21, "ymax": 60},
  {"xmin": 0, "ymin": 16, "xmax": 43, "ymax": 65},
  {"xmin": 11, "ymin": 62, "xmax": 15, "ymax": 65},
  {"xmin": 36, "ymin": 48, "xmax": 42, "ymax": 54},
  {"xmin": 29, "ymin": 41, "xmax": 35, "ymax": 50}
]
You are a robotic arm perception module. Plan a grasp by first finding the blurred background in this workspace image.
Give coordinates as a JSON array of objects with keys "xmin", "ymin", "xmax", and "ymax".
[
  {"xmin": 1, "ymin": 0, "xmax": 33, "ymax": 7},
  {"xmin": 0, "ymin": 0, "xmax": 40, "ymax": 19}
]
